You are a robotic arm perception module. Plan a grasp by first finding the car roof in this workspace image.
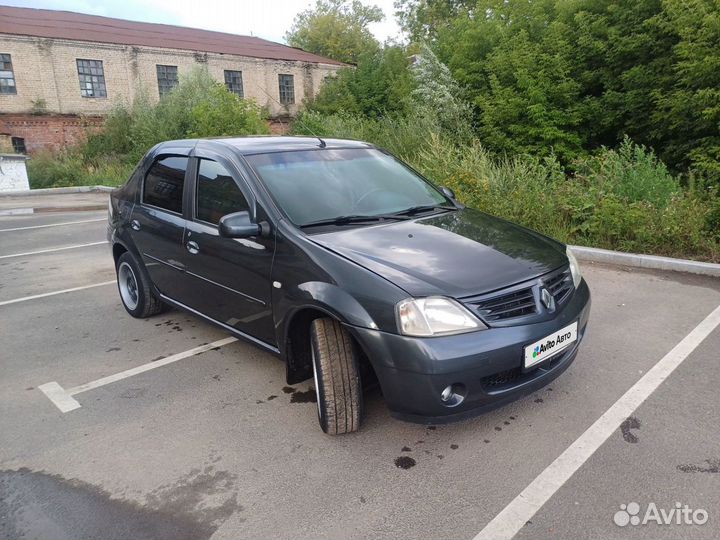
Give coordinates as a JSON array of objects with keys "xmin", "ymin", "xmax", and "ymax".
[{"xmin": 154, "ymin": 136, "xmax": 375, "ymax": 156}]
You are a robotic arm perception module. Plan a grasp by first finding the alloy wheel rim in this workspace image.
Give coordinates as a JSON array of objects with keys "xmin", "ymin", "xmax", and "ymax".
[{"xmin": 118, "ymin": 262, "xmax": 139, "ymax": 310}]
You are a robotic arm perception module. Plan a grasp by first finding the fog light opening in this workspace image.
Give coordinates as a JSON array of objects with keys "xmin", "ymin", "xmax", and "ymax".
[{"xmin": 440, "ymin": 383, "xmax": 466, "ymax": 407}]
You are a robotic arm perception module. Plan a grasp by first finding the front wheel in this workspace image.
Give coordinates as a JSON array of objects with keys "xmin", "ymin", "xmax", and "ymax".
[
  {"xmin": 116, "ymin": 251, "xmax": 164, "ymax": 318},
  {"xmin": 310, "ymin": 318, "xmax": 363, "ymax": 434}
]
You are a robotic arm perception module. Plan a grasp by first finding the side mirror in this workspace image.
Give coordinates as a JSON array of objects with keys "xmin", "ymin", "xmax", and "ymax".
[
  {"xmin": 440, "ymin": 186, "xmax": 456, "ymax": 200},
  {"xmin": 218, "ymin": 211, "xmax": 260, "ymax": 238}
]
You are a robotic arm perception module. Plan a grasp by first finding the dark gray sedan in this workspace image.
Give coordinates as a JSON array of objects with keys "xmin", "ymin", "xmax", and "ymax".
[{"xmin": 108, "ymin": 137, "xmax": 591, "ymax": 434}]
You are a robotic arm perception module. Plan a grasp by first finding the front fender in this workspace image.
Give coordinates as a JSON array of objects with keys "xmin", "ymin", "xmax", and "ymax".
[
  {"xmin": 295, "ymin": 281, "xmax": 378, "ymax": 329},
  {"xmin": 274, "ymin": 281, "xmax": 381, "ymax": 384},
  {"xmin": 275, "ymin": 280, "xmax": 380, "ymax": 353}
]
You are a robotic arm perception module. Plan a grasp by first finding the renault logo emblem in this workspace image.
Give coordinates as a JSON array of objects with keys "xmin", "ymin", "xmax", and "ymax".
[{"xmin": 540, "ymin": 288, "xmax": 556, "ymax": 312}]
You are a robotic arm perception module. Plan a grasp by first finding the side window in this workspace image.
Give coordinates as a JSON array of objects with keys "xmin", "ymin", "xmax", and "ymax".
[
  {"xmin": 196, "ymin": 159, "xmax": 249, "ymax": 225},
  {"xmin": 143, "ymin": 156, "xmax": 188, "ymax": 214}
]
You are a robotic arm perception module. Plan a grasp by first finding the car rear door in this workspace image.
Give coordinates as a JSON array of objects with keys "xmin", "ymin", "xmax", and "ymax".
[
  {"xmin": 130, "ymin": 154, "xmax": 191, "ymax": 301},
  {"xmin": 177, "ymin": 153, "xmax": 276, "ymax": 346}
]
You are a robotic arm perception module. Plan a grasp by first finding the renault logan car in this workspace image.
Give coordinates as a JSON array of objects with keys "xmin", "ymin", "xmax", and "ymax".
[{"xmin": 108, "ymin": 137, "xmax": 591, "ymax": 434}]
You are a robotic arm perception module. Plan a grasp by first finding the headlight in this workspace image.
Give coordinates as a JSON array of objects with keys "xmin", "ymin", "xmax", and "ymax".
[
  {"xmin": 396, "ymin": 296, "xmax": 487, "ymax": 337},
  {"xmin": 566, "ymin": 246, "xmax": 582, "ymax": 288}
]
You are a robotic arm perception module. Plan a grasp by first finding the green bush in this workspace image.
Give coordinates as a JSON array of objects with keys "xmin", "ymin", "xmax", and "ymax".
[
  {"xmin": 189, "ymin": 84, "xmax": 269, "ymax": 138},
  {"xmin": 26, "ymin": 151, "xmax": 86, "ymax": 188},
  {"xmin": 573, "ymin": 137, "xmax": 680, "ymax": 207}
]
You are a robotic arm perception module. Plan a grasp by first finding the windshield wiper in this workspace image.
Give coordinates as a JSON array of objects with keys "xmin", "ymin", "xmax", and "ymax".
[
  {"xmin": 395, "ymin": 204, "xmax": 457, "ymax": 216},
  {"xmin": 299, "ymin": 214, "xmax": 412, "ymax": 229}
]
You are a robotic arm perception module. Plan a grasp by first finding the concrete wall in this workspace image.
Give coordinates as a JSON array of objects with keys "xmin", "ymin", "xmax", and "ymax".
[
  {"xmin": 0, "ymin": 155, "xmax": 29, "ymax": 191},
  {"xmin": 0, "ymin": 34, "xmax": 342, "ymax": 118}
]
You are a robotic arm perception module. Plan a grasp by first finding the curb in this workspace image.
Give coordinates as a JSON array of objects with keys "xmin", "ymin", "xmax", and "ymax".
[
  {"xmin": 570, "ymin": 245, "xmax": 720, "ymax": 278},
  {"xmin": 0, "ymin": 186, "xmax": 114, "ymax": 197}
]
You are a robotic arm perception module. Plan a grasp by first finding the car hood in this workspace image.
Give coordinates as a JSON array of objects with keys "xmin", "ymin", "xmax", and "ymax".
[{"xmin": 309, "ymin": 208, "xmax": 567, "ymax": 298}]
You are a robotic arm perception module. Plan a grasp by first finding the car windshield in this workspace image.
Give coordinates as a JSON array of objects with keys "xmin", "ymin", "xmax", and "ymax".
[{"xmin": 245, "ymin": 148, "xmax": 451, "ymax": 227}]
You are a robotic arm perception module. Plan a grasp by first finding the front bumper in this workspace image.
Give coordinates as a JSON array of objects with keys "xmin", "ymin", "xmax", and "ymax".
[{"xmin": 349, "ymin": 279, "xmax": 591, "ymax": 424}]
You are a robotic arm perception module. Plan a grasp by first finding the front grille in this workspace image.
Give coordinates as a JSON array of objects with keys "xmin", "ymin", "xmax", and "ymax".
[
  {"xmin": 471, "ymin": 287, "xmax": 537, "ymax": 321},
  {"xmin": 463, "ymin": 265, "xmax": 574, "ymax": 324},
  {"xmin": 544, "ymin": 268, "xmax": 573, "ymax": 304}
]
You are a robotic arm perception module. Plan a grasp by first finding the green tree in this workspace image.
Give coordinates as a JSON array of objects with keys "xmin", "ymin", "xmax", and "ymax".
[
  {"xmin": 652, "ymin": 0, "xmax": 720, "ymax": 180},
  {"xmin": 435, "ymin": 0, "xmax": 585, "ymax": 161},
  {"xmin": 394, "ymin": 0, "xmax": 475, "ymax": 42},
  {"xmin": 410, "ymin": 43, "xmax": 472, "ymax": 140},
  {"xmin": 308, "ymin": 45, "xmax": 415, "ymax": 117},
  {"xmin": 304, "ymin": 0, "xmax": 720, "ymax": 180},
  {"xmin": 286, "ymin": 0, "xmax": 384, "ymax": 64}
]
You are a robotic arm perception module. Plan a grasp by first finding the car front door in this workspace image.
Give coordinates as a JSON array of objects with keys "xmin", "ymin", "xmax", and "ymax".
[
  {"xmin": 178, "ymin": 155, "xmax": 276, "ymax": 346},
  {"xmin": 130, "ymin": 154, "xmax": 190, "ymax": 301}
]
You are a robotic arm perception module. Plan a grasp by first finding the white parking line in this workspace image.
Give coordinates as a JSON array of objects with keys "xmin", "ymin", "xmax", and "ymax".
[
  {"xmin": 0, "ymin": 218, "xmax": 106, "ymax": 232},
  {"xmin": 39, "ymin": 337, "xmax": 238, "ymax": 413},
  {"xmin": 473, "ymin": 303, "xmax": 720, "ymax": 540},
  {"xmin": 0, "ymin": 280, "xmax": 116, "ymax": 307},
  {"xmin": 38, "ymin": 382, "xmax": 81, "ymax": 413},
  {"xmin": 0, "ymin": 241, "xmax": 106, "ymax": 259}
]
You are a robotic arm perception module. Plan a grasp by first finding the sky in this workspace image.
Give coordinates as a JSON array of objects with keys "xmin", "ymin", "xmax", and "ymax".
[{"xmin": 4, "ymin": 0, "xmax": 403, "ymax": 44}]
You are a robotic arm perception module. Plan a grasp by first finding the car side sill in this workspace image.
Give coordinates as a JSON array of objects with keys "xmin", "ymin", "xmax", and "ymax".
[{"xmin": 159, "ymin": 293, "xmax": 280, "ymax": 355}]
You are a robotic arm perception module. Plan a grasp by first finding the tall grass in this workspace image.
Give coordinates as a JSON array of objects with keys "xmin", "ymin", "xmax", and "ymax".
[{"xmin": 293, "ymin": 112, "xmax": 720, "ymax": 262}]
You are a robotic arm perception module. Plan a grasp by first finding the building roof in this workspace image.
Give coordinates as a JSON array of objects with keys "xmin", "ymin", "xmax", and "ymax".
[{"xmin": 0, "ymin": 5, "xmax": 346, "ymax": 66}]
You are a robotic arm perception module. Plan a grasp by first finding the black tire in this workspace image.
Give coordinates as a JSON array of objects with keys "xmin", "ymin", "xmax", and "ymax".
[
  {"xmin": 310, "ymin": 318, "xmax": 362, "ymax": 434},
  {"xmin": 116, "ymin": 251, "xmax": 164, "ymax": 318}
]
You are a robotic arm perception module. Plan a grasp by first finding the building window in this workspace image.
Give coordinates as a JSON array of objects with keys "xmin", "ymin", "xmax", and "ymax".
[
  {"xmin": 157, "ymin": 65, "xmax": 178, "ymax": 97},
  {"xmin": 278, "ymin": 74, "xmax": 294, "ymax": 105},
  {"xmin": 11, "ymin": 137, "xmax": 26, "ymax": 154},
  {"xmin": 76, "ymin": 59, "xmax": 107, "ymax": 98},
  {"xmin": 0, "ymin": 53, "xmax": 17, "ymax": 94},
  {"xmin": 224, "ymin": 70, "xmax": 243, "ymax": 97}
]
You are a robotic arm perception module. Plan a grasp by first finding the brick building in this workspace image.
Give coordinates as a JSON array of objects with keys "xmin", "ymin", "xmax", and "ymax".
[{"xmin": 0, "ymin": 6, "xmax": 345, "ymax": 153}]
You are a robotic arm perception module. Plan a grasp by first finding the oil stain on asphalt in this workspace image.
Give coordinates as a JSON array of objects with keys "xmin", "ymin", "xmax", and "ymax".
[
  {"xmin": 677, "ymin": 459, "xmax": 720, "ymax": 473},
  {"xmin": 281, "ymin": 386, "xmax": 317, "ymax": 403},
  {"xmin": 394, "ymin": 456, "xmax": 416, "ymax": 470},
  {"xmin": 0, "ymin": 466, "xmax": 241, "ymax": 540},
  {"xmin": 620, "ymin": 416, "xmax": 641, "ymax": 443}
]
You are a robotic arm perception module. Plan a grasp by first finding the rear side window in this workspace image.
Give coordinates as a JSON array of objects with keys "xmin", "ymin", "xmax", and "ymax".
[
  {"xmin": 196, "ymin": 159, "xmax": 249, "ymax": 225},
  {"xmin": 143, "ymin": 156, "xmax": 188, "ymax": 214}
]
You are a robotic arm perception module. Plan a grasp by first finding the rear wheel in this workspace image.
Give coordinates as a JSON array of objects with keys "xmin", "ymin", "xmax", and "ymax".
[
  {"xmin": 116, "ymin": 252, "xmax": 163, "ymax": 318},
  {"xmin": 310, "ymin": 318, "xmax": 362, "ymax": 434}
]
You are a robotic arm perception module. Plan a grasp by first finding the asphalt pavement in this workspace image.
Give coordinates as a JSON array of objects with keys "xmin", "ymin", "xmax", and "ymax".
[{"xmin": 1, "ymin": 192, "xmax": 718, "ymax": 540}]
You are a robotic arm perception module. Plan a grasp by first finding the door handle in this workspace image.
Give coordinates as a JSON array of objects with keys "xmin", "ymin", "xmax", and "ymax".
[
  {"xmin": 186, "ymin": 241, "xmax": 200, "ymax": 254},
  {"xmin": 130, "ymin": 219, "xmax": 141, "ymax": 231}
]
